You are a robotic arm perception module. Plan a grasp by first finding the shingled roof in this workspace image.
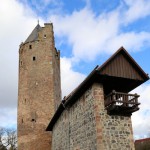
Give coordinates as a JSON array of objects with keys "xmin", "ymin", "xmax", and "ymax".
[
  {"xmin": 46, "ymin": 47, "xmax": 149, "ymax": 131},
  {"xmin": 25, "ymin": 24, "xmax": 42, "ymax": 43}
]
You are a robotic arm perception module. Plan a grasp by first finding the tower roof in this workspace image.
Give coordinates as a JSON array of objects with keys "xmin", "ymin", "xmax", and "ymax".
[{"xmin": 25, "ymin": 24, "xmax": 42, "ymax": 43}]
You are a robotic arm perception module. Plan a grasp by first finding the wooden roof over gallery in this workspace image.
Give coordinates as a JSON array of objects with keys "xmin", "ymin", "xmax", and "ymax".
[
  {"xmin": 97, "ymin": 47, "xmax": 149, "ymax": 95},
  {"xmin": 46, "ymin": 47, "xmax": 149, "ymax": 131},
  {"xmin": 98, "ymin": 47, "xmax": 148, "ymax": 81}
]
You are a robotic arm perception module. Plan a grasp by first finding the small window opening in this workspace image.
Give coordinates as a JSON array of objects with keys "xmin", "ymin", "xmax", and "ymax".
[
  {"xmin": 29, "ymin": 45, "xmax": 32, "ymax": 49},
  {"xmin": 44, "ymin": 34, "xmax": 46, "ymax": 38},
  {"xmin": 20, "ymin": 61, "xmax": 22, "ymax": 66},
  {"xmin": 31, "ymin": 112, "xmax": 36, "ymax": 122},
  {"xmin": 33, "ymin": 56, "xmax": 36, "ymax": 61},
  {"xmin": 22, "ymin": 119, "xmax": 23, "ymax": 123},
  {"xmin": 25, "ymin": 99, "xmax": 26, "ymax": 103},
  {"xmin": 31, "ymin": 119, "xmax": 36, "ymax": 122}
]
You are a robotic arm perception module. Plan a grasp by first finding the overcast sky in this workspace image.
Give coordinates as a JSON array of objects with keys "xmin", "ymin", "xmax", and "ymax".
[{"xmin": 0, "ymin": 0, "xmax": 150, "ymax": 139}]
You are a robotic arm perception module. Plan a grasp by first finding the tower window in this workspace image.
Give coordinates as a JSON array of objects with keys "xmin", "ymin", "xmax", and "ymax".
[
  {"xmin": 20, "ymin": 61, "xmax": 22, "ymax": 66},
  {"xmin": 29, "ymin": 45, "xmax": 32, "ymax": 49},
  {"xmin": 31, "ymin": 119, "xmax": 36, "ymax": 122},
  {"xmin": 33, "ymin": 56, "xmax": 36, "ymax": 61},
  {"xmin": 31, "ymin": 112, "xmax": 36, "ymax": 122},
  {"xmin": 44, "ymin": 34, "xmax": 46, "ymax": 38},
  {"xmin": 22, "ymin": 119, "xmax": 23, "ymax": 123}
]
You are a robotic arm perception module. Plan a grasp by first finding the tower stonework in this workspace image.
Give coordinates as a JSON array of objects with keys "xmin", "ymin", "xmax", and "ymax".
[{"xmin": 17, "ymin": 23, "xmax": 61, "ymax": 150}]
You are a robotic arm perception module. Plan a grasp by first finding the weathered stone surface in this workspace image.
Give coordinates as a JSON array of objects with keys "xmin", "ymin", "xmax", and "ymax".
[
  {"xmin": 52, "ymin": 83, "xmax": 135, "ymax": 150},
  {"xmin": 17, "ymin": 23, "xmax": 61, "ymax": 150},
  {"xmin": 52, "ymin": 87, "xmax": 97, "ymax": 150},
  {"xmin": 93, "ymin": 83, "xmax": 135, "ymax": 150}
]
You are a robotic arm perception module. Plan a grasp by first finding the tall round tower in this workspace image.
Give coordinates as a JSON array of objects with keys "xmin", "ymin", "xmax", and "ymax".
[{"xmin": 17, "ymin": 23, "xmax": 61, "ymax": 150}]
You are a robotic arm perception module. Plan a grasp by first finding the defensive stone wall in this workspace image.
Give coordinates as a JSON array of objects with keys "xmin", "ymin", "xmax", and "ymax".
[
  {"xmin": 52, "ymin": 86, "xmax": 97, "ymax": 150},
  {"xmin": 93, "ymin": 83, "xmax": 135, "ymax": 150},
  {"xmin": 52, "ymin": 83, "xmax": 135, "ymax": 150}
]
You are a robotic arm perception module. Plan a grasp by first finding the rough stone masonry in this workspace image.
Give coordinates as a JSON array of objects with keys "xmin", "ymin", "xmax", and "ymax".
[
  {"xmin": 17, "ymin": 23, "xmax": 61, "ymax": 150},
  {"xmin": 52, "ymin": 83, "xmax": 135, "ymax": 150}
]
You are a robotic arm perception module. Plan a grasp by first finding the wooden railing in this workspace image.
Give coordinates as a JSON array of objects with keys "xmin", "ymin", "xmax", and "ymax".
[{"xmin": 104, "ymin": 90, "xmax": 140, "ymax": 115}]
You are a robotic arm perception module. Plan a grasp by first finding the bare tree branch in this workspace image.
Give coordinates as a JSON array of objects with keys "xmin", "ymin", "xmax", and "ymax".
[{"xmin": 0, "ymin": 127, "xmax": 17, "ymax": 150}]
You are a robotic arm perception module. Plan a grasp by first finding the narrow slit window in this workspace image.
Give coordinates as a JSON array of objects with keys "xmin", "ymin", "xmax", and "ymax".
[
  {"xmin": 20, "ymin": 61, "xmax": 22, "ymax": 66},
  {"xmin": 33, "ymin": 56, "xmax": 36, "ymax": 61},
  {"xmin": 44, "ymin": 34, "xmax": 46, "ymax": 38},
  {"xmin": 29, "ymin": 45, "xmax": 32, "ymax": 49},
  {"xmin": 22, "ymin": 119, "xmax": 23, "ymax": 123},
  {"xmin": 31, "ymin": 112, "xmax": 36, "ymax": 122}
]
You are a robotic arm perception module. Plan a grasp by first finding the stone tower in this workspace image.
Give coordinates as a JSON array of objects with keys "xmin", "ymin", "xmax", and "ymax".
[{"xmin": 17, "ymin": 23, "xmax": 61, "ymax": 150}]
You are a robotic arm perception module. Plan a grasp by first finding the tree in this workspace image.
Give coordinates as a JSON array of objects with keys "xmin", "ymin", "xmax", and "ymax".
[
  {"xmin": 0, "ymin": 128, "xmax": 7, "ymax": 150},
  {"xmin": 0, "ymin": 127, "xmax": 17, "ymax": 150}
]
